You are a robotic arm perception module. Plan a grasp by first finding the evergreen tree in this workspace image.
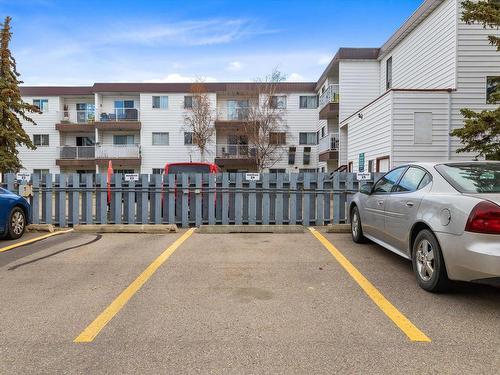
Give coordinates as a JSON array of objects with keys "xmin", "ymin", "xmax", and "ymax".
[
  {"xmin": 0, "ymin": 16, "xmax": 40, "ymax": 173},
  {"xmin": 450, "ymin": 1, "xmax": 500, "ymax": 160}
]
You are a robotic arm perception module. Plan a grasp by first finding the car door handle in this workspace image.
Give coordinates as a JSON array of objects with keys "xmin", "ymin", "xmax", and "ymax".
[
  {"xmin": 377, "ymin": 200, "xmax": 384, "ymax": 206},
  {"xmin": 406, "ymin": 201, "xmax": 414, "ymax": 207}
]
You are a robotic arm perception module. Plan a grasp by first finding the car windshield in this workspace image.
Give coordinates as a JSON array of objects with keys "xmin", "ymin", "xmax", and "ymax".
[
  {"xmin": 435, "ymin": 163, "xmax": 500, "ymax": 193},
  {"xmin": 167, "ymin": 164, "xmax": 211, "ymax": 174}
]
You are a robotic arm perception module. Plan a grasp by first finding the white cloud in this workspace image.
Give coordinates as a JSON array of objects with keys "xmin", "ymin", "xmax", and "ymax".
[
  {"xmin": 104, "ymin": 19, "xmax": 276, "ymax": 47},
  {"xmin": 318, "ymin": 55, "xmax": 333, "ymax": 65},
  {"xmin": 287, "ymin": 72, "xmax": 305, "ymax": 82},
  {"xmin": 227, "ymin": 61, "xmax": 243, "ymax": 71},
  {"xmin": 144, "ymin": 73, "xmax": 217, "ymax": 83}
]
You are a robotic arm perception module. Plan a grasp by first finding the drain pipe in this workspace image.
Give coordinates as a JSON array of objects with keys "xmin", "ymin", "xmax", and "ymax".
[{"xmin": 447, "ymin": 89, "xmax": 452, "ymax": 160}]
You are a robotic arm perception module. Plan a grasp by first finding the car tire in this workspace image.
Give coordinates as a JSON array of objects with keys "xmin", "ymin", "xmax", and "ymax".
[
  {"xmin": 6, "ymin": 207, "xmax": 26, "ymax": 240},
  {"xmin": 351, "ymin": 206, "xmax": 367, "ymax": 243},
  {"xmin": 412, "ymin": 229, "xmax": 449, "ymax": 293}
]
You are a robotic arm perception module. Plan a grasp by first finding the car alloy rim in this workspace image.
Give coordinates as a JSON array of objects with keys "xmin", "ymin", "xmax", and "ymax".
[
  {"xmin": 416, "ymin": 239, "xmax": 434, "ymax": 281},
  {"xmin": 352, "ymin": 211, "xmax": 359, "ymax": 238},
  {"xmin": 11, "ymin": 211, "xmax": 24, "ymax": 235}
]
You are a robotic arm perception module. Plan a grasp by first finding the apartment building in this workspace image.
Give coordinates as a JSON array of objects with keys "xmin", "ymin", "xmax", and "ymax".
[
  {"xmin": 19, "ymin": 83, "xmax": 320, "ymax": 175},
  {"xmin": 315, "ymin": 0, "xmax": 500, "ymax": 173},
  {"xmin": 17, "ymin": 0, "xmax": 499, "ymax": 176}
]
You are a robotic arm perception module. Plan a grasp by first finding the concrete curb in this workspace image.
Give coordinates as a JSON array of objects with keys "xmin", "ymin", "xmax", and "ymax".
[
  {"xmin": 196, "ymin": 225, "xmax": 305, "ymax": 234},
  {"xmin": 325, "ymin": 224, "xmax": 351, "ymax": 233},
  {"xmin": 27, "ymin": 224, "xmax": 55, "ymax": 233},
  {"xmin": 74, "ymin": 224, "xmax": 178, "ymax": 234}
]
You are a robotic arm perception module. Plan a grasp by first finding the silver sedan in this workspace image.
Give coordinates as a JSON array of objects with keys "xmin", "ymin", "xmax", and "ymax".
[{"xmin": 350, "ymin": 161, "xmax": 500, "ymax": 292}]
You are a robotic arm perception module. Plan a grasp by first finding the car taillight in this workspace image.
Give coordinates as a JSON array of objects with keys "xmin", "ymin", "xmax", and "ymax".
[{"xmin": 465, "ymin": 201, "xmax": 500, "ymax": 235}]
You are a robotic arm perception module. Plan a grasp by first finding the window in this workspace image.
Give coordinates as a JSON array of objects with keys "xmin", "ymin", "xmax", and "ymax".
[
  {"xmin": 418, "ymin": 173, "xmax": 432, "ymax": 189},
  {"xmin": 228, "ymin": 100, "xmax": 249, "ymax": 120},
  {"xmin": 184, "ymin": 96, "xmax": 193, "ymax": 109},
  {"xmin": 299, "ymin": 168, "xmax": 316, "ymax": 173},
  {"xmin": 288, "ymin": 146, "xmax": 296, "ymax": 165},
  {"xmin": 269, "ymin": 132, "xmax": 286, "ymax": 145},
  {"xmin": 270, "ymin": 95, "xmax": 287, "ymax": 109},
  {"xmin": 33, "ymin": 99, "xmax": 48, "ymax": 112},
  {"xmin": 435, "ymin": 163, "xmax": 500, "ymax": 193},
  {"xmin": 76, "ymin": 136, "xmax": 94, "ymax": 146},
  {"xmin": 184, "ymin": 132, "xmax": 194, "ymax": 145},
  {"xmin": 299, "ymin": 132, "xmax": 317, "ymax": 145},
  {"xmin": 152, "ymin": 132, "xmax": 169, "ymax": 145},
  {"xmin": 113, "ymin": 135, "xmax": 134, "ymax": 145},
  {"xmin": 394, "ymin": 167, "xmax": 428, "ymax": 192},
  {"xmin": 376, "ymin": 156, "xmax": 390, "ymax": 172},
  {"xmin": 152, "ymin": 96, "xmax": 168, "ymax": 109},
  {"xmin": 303, "ymin": 146, "xmax": 311, "ymax": 165},
  {"xmin": 486, "ymin": 76, "xmax": 499, "ymax": 104},
  {"xmin": 114, "ymin": 100, "xmax": 135, "ymax": 120},
  {"xmin": 368, "ymin": 160, "xmax": 375, "ymax": 173},
  {"xmin": 152, "ymin": 168, "xmax": 164, "ymax": 175},
  {"xmin": 386, "ymin": 57, "xmax": 392, "ymax": 90},
  {"xmin": 33, "ymin": 169, "xmax": 49, "ymax": 178},
  {"xmin": 76, "ymin": 103, "xmax": 95, "ymax": 123},
  {"xmin": 414, "ymin": 112, "xmax": 433, "ymax": 144},
  {"xmin": 321, "ymin": 126, "xmax": 325, "ymax": 138},
  {"xmin": 33, "ymin": 134, "xmax": 49, "ymax": 146},
  {"xmin": 299, "ymin": 95, "xmax": 318, "ymax": 109},
  {"xmin": 373, "ymin": 166, "xmax": 406, "ymax": 193},
  {"xmin": 269, "ymin": 168, "xmax": 286, "ymax": 174}
]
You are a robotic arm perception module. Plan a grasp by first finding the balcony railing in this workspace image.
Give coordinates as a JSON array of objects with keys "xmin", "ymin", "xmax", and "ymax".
[
  {"xmin": 95, "ymin": 144, "xmax": 141, "ymax": 159},
  {"xmin": 319, "ymin": 133, "xmax": 340, "ymax": 153},
  {"xmin": 59, "ymin": 110, "xmax": 96, "ymax": 124},
  {"xmin": 224, "ymin": 107, "xmax": 250, "ymax": 121},
  {"xmin": 98, "ymin": 108, "xmax": 140, "ymax": 122},
  {"xmin": 216, "ymin": 144, "xmax": 256, "ymax": 159},
  {"xmin": 59, "ymin": 146, "xmax": 95, "ymax": 159},
  {"xmin": 319, "ymin": 84, "xmax": 340, "ymax": 109}
]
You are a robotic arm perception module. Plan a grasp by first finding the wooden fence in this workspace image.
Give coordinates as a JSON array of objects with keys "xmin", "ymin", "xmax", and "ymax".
[{"xmin": 1, "ymin": 173, "xmax": 382, "ymax": 228}]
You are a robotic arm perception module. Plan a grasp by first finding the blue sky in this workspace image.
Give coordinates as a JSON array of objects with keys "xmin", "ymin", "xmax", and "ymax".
[{"xmin": 1, "ymin": 0, "xmax": 422, "ymax": 85}]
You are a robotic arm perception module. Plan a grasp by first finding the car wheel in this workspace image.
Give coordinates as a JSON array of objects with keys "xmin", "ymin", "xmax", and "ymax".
[
  {"xmin": 412, "ymin": 229, "xmax": 449, "ymax": 293},
  {"xmin": 351, "ymin": 206, "xmax": 367, "ymax": 243},
  {"xmin": 7, "ymin": 207, "xmax": 26, "ymax": 240}
]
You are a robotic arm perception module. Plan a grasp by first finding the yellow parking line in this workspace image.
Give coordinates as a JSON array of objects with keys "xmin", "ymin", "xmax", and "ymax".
[
  {"xmin": 74, "ymin": 228, "xmax": 195, "ymax": 343},
  {"xmin": 309, "ymin": 227, "xmax": 431, "ymax": 343},
  {"xmin": 0, "ymin": 229, "xmax": 74, "ymax": 253}
]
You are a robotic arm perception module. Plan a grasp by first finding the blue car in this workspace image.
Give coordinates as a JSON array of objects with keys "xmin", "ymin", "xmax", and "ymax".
[{"xmin": 0, "ymin": 187, "xmax": 31, "ymax": 240}]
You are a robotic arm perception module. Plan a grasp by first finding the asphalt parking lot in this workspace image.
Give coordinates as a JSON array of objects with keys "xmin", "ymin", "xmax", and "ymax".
[{"xmin": 0, "ymin": 229, "xmax": 498, "ymax": 374}]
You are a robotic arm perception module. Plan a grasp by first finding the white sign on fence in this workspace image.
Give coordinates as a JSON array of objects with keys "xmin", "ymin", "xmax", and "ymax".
[
  {"xmin": 356, "ymin": 172, "xmax": 372, "ymax": 181},
  {"xmin": 245, "ymin": 173, "xmax": 260, "ymax": 181},
  {"xmin": 16, "ymin": 172, "xmax": 31, "ymax": 181},
  {"xmin": 124, "ymin": 173, "xmax": 139, "ymax": 182}
]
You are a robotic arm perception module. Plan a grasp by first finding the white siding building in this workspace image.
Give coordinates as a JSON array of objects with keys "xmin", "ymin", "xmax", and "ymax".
[
  {"xmin": 16, "ymin": 0, "xmax": 499, "ymax": 177},
  {"xmin": 316, "ymin": 0, "xmax": 499, "ymax": 173}
]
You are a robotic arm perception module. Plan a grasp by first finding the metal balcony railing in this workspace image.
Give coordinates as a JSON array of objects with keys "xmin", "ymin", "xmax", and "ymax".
[
  {"xmin": 226, "ymin": 107, "xmax": 250, "ymax": 121},
  {"xmin": 95, "ymin": 144, "xmax": 141, "ymax": 159},
  {"xmin": 98, "ymin": 108, "xmax": 140, "ymax": 122},
  {"xmin": 319, "ymin": 84, "xmax": 340, "ymax": 109},
  {"xmin": 216, "ymin": 144, "xmax": 256, "ymax": 159},
  {"xmin": 59, "ymin": 146, "xmax": 96, "ymax": 159},
  {"xmin": 319, "ymin": 133, "xmax": 340, "ymax": 153},
  {"xmin": 59, "ymin": 110, "xmax": 96, "ymax": 124}
]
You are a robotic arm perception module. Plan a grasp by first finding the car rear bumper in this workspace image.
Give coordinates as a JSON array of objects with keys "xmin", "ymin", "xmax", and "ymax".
[{"xmin": 436, "ymin": 232, "xmax": 500, "ymax": 283}]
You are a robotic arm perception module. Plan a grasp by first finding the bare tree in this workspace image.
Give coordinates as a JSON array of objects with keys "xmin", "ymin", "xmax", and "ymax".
[
  {"xmin": 244, "ymin": 68, "xmax": 288, "ymax": 172},
  {"xmin": 183, "ymin": 81, "xmax": 215, "ymax": 162}
]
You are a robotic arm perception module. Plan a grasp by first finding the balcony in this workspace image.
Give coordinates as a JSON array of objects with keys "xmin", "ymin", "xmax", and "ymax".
[
  {"xmin": 319, "ymin": 133, "xmax": 340, "ymax": 162},
  {"xmin": 95, "ymin": 108, "xmax": 141, "ymax": 131},
  {"xmin": 319, "ymin": 84, "xmax": 339, "ymax": 120},
  {"xmin": 56, "ymin": 110, "xmax": 96, "ymax": 132},
  {"xmin": 215, "ymin": 144, "xmax": 257, "ymax": 167},
  {"xmin": 215, "ymin": 108, "xmax": 251, "ymax": 130},
  {"xmin": 56, "ymin": 146, "xmax": 96, "ymax": 167},
  {"xmin": 95, "ymin": 144, "xmax": 140, "ymax": 159}
]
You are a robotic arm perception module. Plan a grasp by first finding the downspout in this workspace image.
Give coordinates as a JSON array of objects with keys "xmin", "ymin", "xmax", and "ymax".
[{"xmin": 447, "ymin": 89, "xmax": 452, "ymax": 160}]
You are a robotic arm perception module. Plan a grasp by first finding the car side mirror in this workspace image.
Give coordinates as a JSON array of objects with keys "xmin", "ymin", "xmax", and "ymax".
[{"xmin": 359, "ymin": 184, "xmax": 372, "ymax": 195}]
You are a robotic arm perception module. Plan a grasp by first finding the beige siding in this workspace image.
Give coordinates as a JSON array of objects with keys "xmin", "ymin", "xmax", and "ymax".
[
  {"xmin": 392, "ymin": 91, "xmax": 450, "ymax": 165},
  {"xmin": 18, "ymin": 96, "xmax": 61, "ymax": 174},
  {"xmin": 450, "ymin": 3, "xmax": 500, "ymax": 159},
  {"xmin": 339, "ymin": 60, "xmax": 380, "ymax": 122},
  {"xmin": 344, "ymin": 92, "xmax": 392, "ymax": 172},
  {"xmin": 379, "ymin": 0, "xmax": 457, "ymax": 91}
]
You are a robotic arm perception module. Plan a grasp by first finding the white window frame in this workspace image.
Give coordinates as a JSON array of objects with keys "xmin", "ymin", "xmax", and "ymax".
[
  {"xmin": 152, "ymin": 96, "xmax": 169, "ymax": 109},
  {"xmin": 33, "ymin": 134, "xmax": 49, "ymax": 146},
  {"xmin": 152, "ymin": 132, "xmax": 169, "ymax": 146}
]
